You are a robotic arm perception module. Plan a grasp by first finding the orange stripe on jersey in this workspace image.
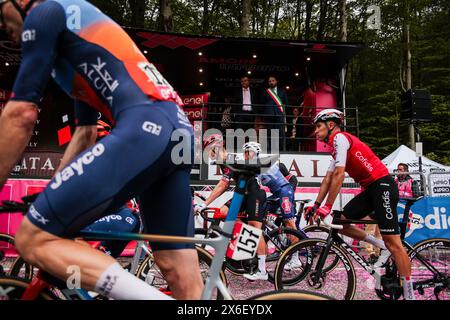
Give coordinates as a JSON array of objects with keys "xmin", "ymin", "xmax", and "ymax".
[
  {"xmin": 73, "ymin": 74, "xmax": 114, "ymax": 124},
  {"xmin": 77, "ymin": 21, "xmax": 177, "ymax": 103},
  {"xmin": 78, "ymin": 21, "xmax": 146, "ymax": 62}
]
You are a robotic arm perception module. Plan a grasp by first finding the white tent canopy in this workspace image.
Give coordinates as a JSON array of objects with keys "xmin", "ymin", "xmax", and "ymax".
[{"xmin": 382, "ymin": 145, "xmax": 450, "ymax": 175}]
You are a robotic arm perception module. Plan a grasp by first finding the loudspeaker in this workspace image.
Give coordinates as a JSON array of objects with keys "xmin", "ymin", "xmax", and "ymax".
[{"xmin": 400, "ymin": 89, "xmax": 432, "ymax": 121}]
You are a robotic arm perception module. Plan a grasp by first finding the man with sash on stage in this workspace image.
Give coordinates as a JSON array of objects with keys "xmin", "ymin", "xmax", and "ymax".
[{"xmin": 260, "ymin": 75, "xmax": 289, "ymax": 151}]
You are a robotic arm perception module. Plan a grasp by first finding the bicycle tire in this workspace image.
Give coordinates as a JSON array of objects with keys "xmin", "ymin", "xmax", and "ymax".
[
  {"xmin": 0, "ymin": 276, "xmax": 60, "ymax": 300},
  {"xmin": 409, "ymin": 237, "xmax": 449, "ymax": 300},
  {"xmin": 250, "ymin": 289, "xmax": 335, "ymax": 300},
  {"xmin": 274, "ymin": 238, "xmax": 357, "ymax": 300},
  {"xmin": 135, "ymin": 246, "xmax": 228, "ymax": 300},
  {"xmin": 9, "ymin": 256, "xmax": 35, "ymax": 280},
  {"xmin": 264, "ymin": 227, "xmax": 307, "ymax": 283},
  {"xmin": 302, "ymin": 226, "xmax": 340, "ymax": 273}
]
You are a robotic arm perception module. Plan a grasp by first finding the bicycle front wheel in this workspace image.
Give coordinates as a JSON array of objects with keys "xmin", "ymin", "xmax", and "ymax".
[
  {"xmin": 250, "ymin": 289, "xmax": 334, "ymax": 300},
  {"xmin": 274, "ymin": 238, "xmax": 356, "ymax": 300},
  {"xmin": 409, "ymin": 238, "xmax": 449, "ymax": 300},
  {"xmin": 135, "ymin": 246, "xmax": 228, "ymax": 300},
  {"xmin": 264, "ymin": 227, "xmax": 307, "ymax": 283},
  {"xmin": 0, "ymin": 276, "xmax": 60, "ymax": 300}
]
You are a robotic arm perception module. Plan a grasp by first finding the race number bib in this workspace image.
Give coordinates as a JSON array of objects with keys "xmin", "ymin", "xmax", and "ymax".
[
  {"xmin": 226, "ymin": 222, "xmax": 262, "ymax": 261},
  {"xmin": 137, "ymin": 62, "xmax": 180, "ymax": 102}
]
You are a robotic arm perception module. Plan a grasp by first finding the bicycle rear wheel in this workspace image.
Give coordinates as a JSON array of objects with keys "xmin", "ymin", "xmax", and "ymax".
[
  {"xmin": 274, "ymin": 238, "xmax": 356, "ymax": 300},
  {"xmin": 250, "ymin": 289, "xmax": 334, "ymax": 300},
  {"xmin": 409, "ymin": 238, "xmax": 449, "ymax": 300},
  {"xmin": 0, "ymin": 276, "xmax": 59, "ymax": 300}
]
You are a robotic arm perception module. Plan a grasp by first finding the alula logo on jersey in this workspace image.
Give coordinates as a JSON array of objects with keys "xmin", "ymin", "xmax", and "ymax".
[
  {"xmin": 354, "ymin": 151, "xmax": 374, "ymax": 172},
  {"xmin": 399, "ymin": 203, "xmax": 449, "ymax": 238},
  {"xmin": 78, "ymin": 58, "xmax": 120, "ymax": 107},
  {"xmin": 50, "ymin": 144, "xmax": 106, "ymax": 190}
]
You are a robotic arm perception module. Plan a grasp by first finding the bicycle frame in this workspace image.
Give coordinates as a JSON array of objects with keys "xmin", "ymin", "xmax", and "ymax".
[
  {"xmin": 311, "ymin": 198, "xmax": 447, "ymax": 293},
  {"xmin": 17, "ymin": 171, "xmax": 257, "ymax": 301}
]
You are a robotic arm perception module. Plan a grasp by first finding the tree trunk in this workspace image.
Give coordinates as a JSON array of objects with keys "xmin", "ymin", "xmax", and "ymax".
[
  {"xmin": 129, "ymin": 0, "xmax": 147, "ymax": 28},
  {"xmin": 339, "ymin": 0, "xmax": 347, "ymax": 41},
  {"xmin": 241, "ymin": 0, "xmax": 252, "ymax": 36},
  {"xmin": 273, "ymin": 0, "xmax": 281, "ymax": 34},
  {"xmin": 202, "ymin": 0, "xmax": 209, "ymax": 35},
  {"xmin": 304, "ymin": 0, "xmax": 313, "ymax": 40},
  {"xmin": 317, "ymin": 0, "xmax": 329, "ymax": 41},
  {"xmin": 158, "ymin": 0, "xmax": 173, "ymax": 32}
]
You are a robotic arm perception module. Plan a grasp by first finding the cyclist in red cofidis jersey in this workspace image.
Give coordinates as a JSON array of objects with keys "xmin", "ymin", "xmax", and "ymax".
[{"xmin": 305, "ymin": 109, "xmax": 416, "ymax": 300}]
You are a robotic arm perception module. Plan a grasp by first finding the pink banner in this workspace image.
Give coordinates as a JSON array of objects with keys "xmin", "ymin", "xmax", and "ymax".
[{"xmin": 0, "ymin": 179, "xmax": 49, "ymax": 256}]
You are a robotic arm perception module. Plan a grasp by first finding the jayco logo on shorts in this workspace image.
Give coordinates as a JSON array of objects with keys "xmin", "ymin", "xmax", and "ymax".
[
  {"xmin": 399, "ymin": 205, "xmax": 449, "ymax": 238},
  {"xmin": 382, "ymin": 191, "xmax": 393, "ymax": 220},
  {"xmin": 50, "ymin": 144, "xmax": 105, "ymax": 190}
]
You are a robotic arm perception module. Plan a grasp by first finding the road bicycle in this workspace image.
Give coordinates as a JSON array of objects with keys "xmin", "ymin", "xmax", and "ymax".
[
  {"xmin": 273, "ymin": 196, "xmax": 449, "ymax": 300},
  {"xmin": 0, "ymin": 156, "xmax": 333, "ymax": 300}
]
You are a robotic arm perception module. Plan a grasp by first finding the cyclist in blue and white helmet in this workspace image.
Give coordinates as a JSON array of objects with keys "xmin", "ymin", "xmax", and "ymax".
[{"xmin": 242, "ymin": 142, "xmax": 302, "ymax": 280}]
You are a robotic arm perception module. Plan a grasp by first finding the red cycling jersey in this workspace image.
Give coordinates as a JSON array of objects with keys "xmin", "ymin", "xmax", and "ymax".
[{"xmin": 328, "ymin": 131, "xmax": 389, "ymax": 188}]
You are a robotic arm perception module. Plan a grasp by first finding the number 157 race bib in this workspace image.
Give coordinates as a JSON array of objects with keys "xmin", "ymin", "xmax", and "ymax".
[{"xmin": 226, "ymin": 222, "xmax": 262, "ymax": 261}]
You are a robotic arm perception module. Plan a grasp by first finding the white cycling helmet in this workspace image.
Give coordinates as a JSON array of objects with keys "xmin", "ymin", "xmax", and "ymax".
[
  {"xmin": 243, "ymin": 141, "xmax": 262, "ymax": 155},
  {"xmin": 313, "ymin": 109, "xmax": 344, "ymax": 125}
]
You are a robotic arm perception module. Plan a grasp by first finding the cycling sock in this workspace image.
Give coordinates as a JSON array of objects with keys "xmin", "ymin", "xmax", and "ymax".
[
  {"xmin": 291, "ymin": 250, "xmax": 300, "ymax": 261},
  {"xmin": 364, "ymin": 234, "xmax": 387, "ymax": 250},
  {"xmin": 95, "ymin": 262, "xmax": 173, "ymax": 300},
  {"xmin": 258, "ymin": 255, "xmax": 266, "ymax": 273},
  {"xmin": 401, "ymin": 276, "xmax": 416, "ymax": 300}
]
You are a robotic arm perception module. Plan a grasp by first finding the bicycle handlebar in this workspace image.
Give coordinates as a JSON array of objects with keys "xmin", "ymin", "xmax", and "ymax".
[{"xmin": 318, "ymin": 218, "xmax": 344, "ymax": 230}]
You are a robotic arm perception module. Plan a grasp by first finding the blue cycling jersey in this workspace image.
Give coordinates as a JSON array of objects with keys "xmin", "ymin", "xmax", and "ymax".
[
  {"xmin": 11, "ymin": 0, "xmax": 182, "ymax": 124},
  {"xmin": 258, "ymin": 163, "xmax": 290, "ymax": 193}
]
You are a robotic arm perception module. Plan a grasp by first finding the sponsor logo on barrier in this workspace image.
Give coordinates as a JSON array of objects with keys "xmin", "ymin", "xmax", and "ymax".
[
  {"xmin": 433, "ymin": 187, "xmax": 450, "ymax": 194},
  {"xmin": 433, "ymin": 179, "xmax": 450, "ymax": 186},
  {"xmin": 400, "ymin": 205, "xmax": 449, "ymax": 238},
  {"xmin": 50, "ymin": 144, "xmax": 105, "ymax": 190}
]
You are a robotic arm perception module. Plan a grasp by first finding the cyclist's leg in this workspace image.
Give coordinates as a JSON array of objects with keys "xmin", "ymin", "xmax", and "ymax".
[
  {"xmin": 15, "ymin": 102, "xmax": 188, "ymax": 299},
  {"xmin": 277, "ymin": 186, "xmax": 298, "ymax": 243},
  {"xmin": 369, "ymin": 177, "xmax": 413, "ymax": 297},
  {"xmin": 140, "ymin": 168, "xmax": 203, "ymax": 299},
  {"xmin": 340, "ymin": 189, "xmax": 374, "ymax": 240},
  {"xmin": 244, "ymin": 182, "xmax": 267, "ymax": 275}
]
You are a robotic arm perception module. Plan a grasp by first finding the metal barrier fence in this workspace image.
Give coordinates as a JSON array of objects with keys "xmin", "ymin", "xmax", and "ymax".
[
  {"xmin": 336, "ymin": 172, "xmax": 431, "ymax": 211},
  {"xmin": 428, "ymin": 171, "xmax": 450, "ymax": 197},
  {"xmin": 199, "ymin": 102, "xmax": 358, "ymax": 152}
]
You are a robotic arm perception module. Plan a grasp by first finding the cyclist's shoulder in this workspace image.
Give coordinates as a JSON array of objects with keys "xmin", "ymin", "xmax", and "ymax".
[{"xmin": 23, "ymin": 1, "xmax": 66, "ymax": 30}]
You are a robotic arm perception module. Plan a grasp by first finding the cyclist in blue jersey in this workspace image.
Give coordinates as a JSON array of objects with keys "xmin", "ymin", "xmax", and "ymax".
[
  {"xmin": 0, "ymin": 0, "xmax": 203, "ymax": 300},
  {"xmin": 242, "ymin": 142, "xmax": 302, "ymax": 279}
]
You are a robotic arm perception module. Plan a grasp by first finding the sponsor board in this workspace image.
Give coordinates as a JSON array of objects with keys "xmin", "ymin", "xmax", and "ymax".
[{"xmin": 207, "ymin": 153, "xmax": 345, "ymax": 184}]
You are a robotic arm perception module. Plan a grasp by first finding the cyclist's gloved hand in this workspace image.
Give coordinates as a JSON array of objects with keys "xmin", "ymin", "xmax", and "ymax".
[
  {"xmin": 315, "ymin": 203, "xmax": 333, "ymax": 220},
  {"xmin": 194, "ymin": 203, "xmax": 207, "ymax": 214},
  {"xmin": 304, "ymin": 201, "xmax": 320, "ymax": 223}
]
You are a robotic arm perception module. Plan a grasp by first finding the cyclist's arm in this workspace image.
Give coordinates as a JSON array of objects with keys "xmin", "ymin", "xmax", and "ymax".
[
  {"xmin": 315, "ymin": 170, "xmax": 333, "ymax": 205},
  {"xmin": 0, "ymin": 102, "xmax": 38, "ymax": 187},
  {"xmin": 204, "ymin": 179, "xmax": 230, "ymax": 206},
  {"xmin": 323, "ymin": 133, "xmax": 350, "ymax": 206},
  {"xmin": 56, "ymin": 101, "xmax": 99, "ymax": 172},
  {"xmin": 0, "ymin": 3, "xmax": 65, "ymax": 188}
]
